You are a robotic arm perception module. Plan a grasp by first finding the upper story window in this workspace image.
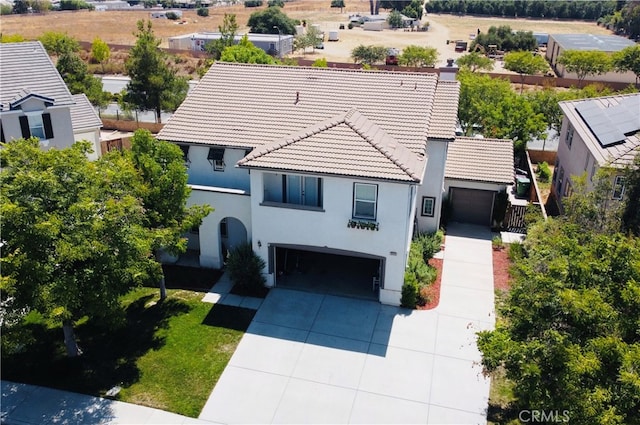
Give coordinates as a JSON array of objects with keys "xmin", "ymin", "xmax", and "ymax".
[
  {"xmin": 19, "ymin": 112, "xmax": 53, "ymax": 140},
  {"xmin": 565, "ymin": 126, "xmax": 574, "ymax": 149},
  {"xmin": 353, "ymin": 183, "xmax": 378, "ymax": 220},
  {"xmin": 207, "ymin": 148, "xmax": 225, "ymax": 171},
  {"xmin": 179, "ymin": 145, "xmax": 190, "ymax": 167},
  {"xmin": 263, "ymin": 173, "xmax": 323, "ymax": 209},
  {"xmin": 612, "ymin": 176, "xmax": 625, "ymax": 200}
]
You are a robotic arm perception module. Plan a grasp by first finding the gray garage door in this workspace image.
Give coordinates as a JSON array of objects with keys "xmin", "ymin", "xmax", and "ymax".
[{"xmin": 450, "ymin": 188, "xmax": 494, "ymax": 225}]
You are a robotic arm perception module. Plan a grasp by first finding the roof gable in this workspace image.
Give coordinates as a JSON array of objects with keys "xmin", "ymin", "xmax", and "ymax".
[
  {"xmin": 238, "ymin": 110, "xmax": 426, "ymax": 182},
  {"xmin": 9, "ymin": 89, "xmax": 55, "ymax": 110},
  {"xmin": 0, "ymin": 41, "xmax": 74, "ymax": 112}
]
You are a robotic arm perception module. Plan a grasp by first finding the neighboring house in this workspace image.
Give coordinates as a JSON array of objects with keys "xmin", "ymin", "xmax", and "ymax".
[
  {"xmin": 0, "ymin": 42, "xmax": 75, "ymax": 151},
  {"xmin": 445, "ymin": 137, "xmax": 514, "ymax": 226},
  {"xmin": 554, "ymin": 93, "xmax": 640, "ymax": 210},
  {"xmin": 70, "ymin": 94, "xmax": 103, "ymax": 161},
  {"xmin": 158, "ymin": 62, "xmax": 462, "ymax": 305},
  {"xmin": 168, "ymin": 32, "xmax": 295, "ymax": 57},
  {"xmin": 546, "ymin": 34, "xmax": 637, "ymax": 85}
]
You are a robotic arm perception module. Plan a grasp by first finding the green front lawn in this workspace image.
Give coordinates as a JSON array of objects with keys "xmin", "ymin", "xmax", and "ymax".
[{"xmin": 1, "ymin": 287, "xmax": 256, "ymax": 417}]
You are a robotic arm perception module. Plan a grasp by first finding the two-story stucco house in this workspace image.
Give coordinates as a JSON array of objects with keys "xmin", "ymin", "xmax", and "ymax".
[
  {"xmin": 554, "ymin": 93, "xmax": 640, "ymax": 209},
  {"xmin": 158, "ymin": 62, "xmax": 461, "ymax": 305},
  {"xmin": 0, "ymin": 42, "xmax": 102, "ymax": 159}
]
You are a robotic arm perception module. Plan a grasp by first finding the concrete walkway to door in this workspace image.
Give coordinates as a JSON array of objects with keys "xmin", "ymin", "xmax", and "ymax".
[{"xmin": 199, "ymin": 222, "xmax": 495, "ymax": 424}]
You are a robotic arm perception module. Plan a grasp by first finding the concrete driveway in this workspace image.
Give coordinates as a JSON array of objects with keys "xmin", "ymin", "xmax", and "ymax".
[{"xmin": 199, "ymin": 223, "xmax": 495, "ymax": 424}]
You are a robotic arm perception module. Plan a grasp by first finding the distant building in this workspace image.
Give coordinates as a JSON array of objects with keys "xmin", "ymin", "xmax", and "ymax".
[
  {"xmin": 150, "ymin": 9, "xmax": 182, "ymax": 18},
  {"xmin": 546, "ymin": 34, "xmax": 637, "ymax": 84},
  {"xmin": 553, "ymin": 93, "xmax": 640, "ymax": 210},
  {"xmin": 168, "ymin": 32, "xmax": 294, "ymax": 57}
]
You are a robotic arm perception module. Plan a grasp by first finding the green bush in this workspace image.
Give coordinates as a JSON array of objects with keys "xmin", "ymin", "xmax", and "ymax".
[
  {"xmin": 197, "ymin": 7, "xmax": 209, "ymax": 16},
  {"xmin": 348, "ymin": 22, "xmax": 354, "ymax": 29},
  {"xmin": 244, "ymin": 0, "xmax": 263, "ymax": 6},
  {"xmin": 312, "ymin": 57, "xmax": 328, "ymax": 67},
  {"xmin": 537, "ymin": 161, "xmax": 551, "ymax": 182},
  {"xmin": 508, "ymin": 241, "xmax": 524, "ymax": 261},
  {"xmin": 226, "ymin": 243, "xmax": 266, "ymax": 293},
  {"xmin": 415, "ymin": 230, "xmax": 444, "ymax": 262},
  {"xmin": 1, "ymin": 4, "xmax": 13, "ymax": 14},
  {"xmin": 165, "ymin": 11, "xmax": 180, "ymax": 20},
  {"xmin": 267, "ymin": 0, "xmax": 284, "ymax": 6},
  {"xmin": 401, "ymin": 272, "xmax": 420, "ymax": 308}
]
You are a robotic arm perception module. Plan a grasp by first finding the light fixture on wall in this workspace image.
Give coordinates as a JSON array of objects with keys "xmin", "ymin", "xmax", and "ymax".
[{"xmin": 257, "ymin": 240, "xmax": 262, "ymax": 248}]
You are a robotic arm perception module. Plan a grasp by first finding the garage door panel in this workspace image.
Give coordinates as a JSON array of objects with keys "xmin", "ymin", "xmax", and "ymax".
[{"xmin": 450, "ymin": 188, "xmax": 493, "ymax": 225}]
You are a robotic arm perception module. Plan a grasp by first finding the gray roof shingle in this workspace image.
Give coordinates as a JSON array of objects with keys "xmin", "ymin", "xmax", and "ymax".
[
  {"xmin": 238, "ymin": 109, "xmax": 426, "ymax": 182},
  {"xmin": 0, "ymin": 42, "xmax": 74, "ymax": 112},
  {"xmin": 70, "ymin": 94, "xmax": 103, "ymax": 132},
  {"xmin": 158, "ymin": 63, "xmax": 460, "ymax": 162},
  {"xmin": 446, "ymin": 137, "xmax": 514, "ymax": 185}
]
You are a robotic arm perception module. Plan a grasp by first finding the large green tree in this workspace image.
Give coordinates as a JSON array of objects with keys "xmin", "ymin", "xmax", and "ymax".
[
  {"xmin": 247, "ymin": 7, "xmax": 299, "ymax": 35},
  {"xmin": 123, "ymin": 20, "xmax": 189, "ymax": 123},
  {"xmin": 56, "ymin": 50, "xmax": 111, "ymax": 108},
  {"xmin": 478, "ymin": 216, "xmax": 640, "ymax": 424},
  {"xmin": 220, "ymin": 35, "xmax": 277, "ymax": 64},
  {"xmin": 0, "ymin": 139, "xmax": 159, "ymax": 357},
  {"xmin": 386, "ymin": 9, "xmax": 403, "ymax": 29},
  {"xmin": 622, "ymin": 152, "xmax": 640, "ymax": 236},
  {"xmin": 558, "ymin": 49, "xmax": 613, "ymax": 87},
  {"xmin": 128, "ymin": 129, "xmax": 212, "ymax": 300},
  {"xmin": 455, "ymin": 52, "xmax": 494, "ymax": 72},
  {"xmin": 204, "ymin": 13, "xmax": 238, "ymax": 60},
  {"xmin": 38, "ymin": 31, "xmax": 80, "ymax": 56},
  {"xmin": 398, "ymin": 45, "xmax": 438, "ymax": 67},
  {"xmin": 351, "ymin": 44, "xmax": 387, "ymax": 65},
  {"xmin": 503, "ymin": 51, "xmax": 548, "ymax": 93},
  {"xmin": 613, "ymin": 44, "xmax": 640, "ymax": 86}
]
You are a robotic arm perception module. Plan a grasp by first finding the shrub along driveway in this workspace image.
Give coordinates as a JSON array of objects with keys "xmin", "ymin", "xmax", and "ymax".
[{"xmin": 199, "ymin": 223, "xmax": 495, "ymax": 424}]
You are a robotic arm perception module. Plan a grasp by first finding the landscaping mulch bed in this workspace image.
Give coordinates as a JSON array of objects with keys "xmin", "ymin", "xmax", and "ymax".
[
  {"xmin": 162, "ymin": 265, "xmax": 222, "ymax": 292},
  {"xmin": 418, "ymin": 257, "xmax": 443, "ymax": 310},
  {"xmin": 492, "ymin": 247, "xmax": 511, "ymax": 292}
]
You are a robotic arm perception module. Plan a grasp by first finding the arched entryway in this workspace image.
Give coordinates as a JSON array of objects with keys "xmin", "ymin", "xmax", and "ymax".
[{"xmin": 219, "ymin": 217, "xmax": 248, "ymax": 265}]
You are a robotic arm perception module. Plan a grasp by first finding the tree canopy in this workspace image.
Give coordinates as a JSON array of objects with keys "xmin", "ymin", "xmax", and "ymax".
[
  {"xmin": 478, "ymin": 216, "xmax": 640, "ymax": 424},
  {"xmin": 38, "ymin": 31, "xmax": 80, "ymax": 56},
  {"xmin": 613, "ymin": 45, "xmax": 640, "ymax": 86},
  {"xmin": 351, "ymin": 44, "xmax": 387, "ymax": 65},
  {"xmin": 398, "ymin": 45, "xmax": 438, "ymax": 67},
  {"xmin": 123, "ymin": 20, "xmax": 189, "ymax": 123},
  {"xmin": 503, "ymin": 51, "xmax": 548, "ymax": 93},
  {"xmin": 247, "ymin": 6, "xmax": 299, "ymax": 35},
  {"xmin": 56, "ymin": 50, "xmax": 111, "ymax": 108},
  {"xmin": 386, "ymin": 10, "xmax": 403, "ymax": 29},
  {"xmin": 455, "ymin": 52, "xmax": 494, "ymax": 72},
  {"xmin": 330, "ymin": 0, "xmax": 345, "ymax": 13},
  {"xmin": 558, "ymin": 49, "xmax": 613, "ymax": 87},
  {"xmin": 0, "ymin": 139, "xmax": 159, "ymax": 357},
  {"xmin": 91, "ymin": 37, "xmax": 111, "ymax": 73},
  {"xmin": 470, "ymin": 25, "xmax": 537, "ymax": 53},
  {"xmin": 220, "ymin": 35, "xmax": 277, "ymax": 64},
  {"xmin": 204, "ymin": 13, "xmax": 238, "ymax": 60},
  {"xmin": 294, "ymin": 24, "xmax": 323, "ymax": 55}
]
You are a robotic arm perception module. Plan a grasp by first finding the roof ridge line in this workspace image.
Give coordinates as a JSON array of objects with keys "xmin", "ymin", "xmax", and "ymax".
[{"xmin": 344, "ymin": 110, "xmax": 422, "ymax": 181}]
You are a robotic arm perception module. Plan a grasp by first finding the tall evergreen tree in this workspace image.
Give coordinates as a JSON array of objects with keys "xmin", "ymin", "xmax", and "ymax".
[{"xmin": 123, "ymin": 20, "xmax": 188, "ymax": 123}]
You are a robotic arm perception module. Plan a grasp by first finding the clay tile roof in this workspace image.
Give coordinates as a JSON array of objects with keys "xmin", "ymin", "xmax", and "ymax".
[
  {"xmin": 0, "ymin": 42, "xmax": 74, "ymax": 112},
  {"xmin": 158, "ymin": 63, "xmax": 459, "ymax": 158},
  {"xmin": 446, "ymin": 137, "xmax": 514, "ymax": 185},
  {"xmin": 428, "ymin": 79, "xmax": 460, "ymax": 140},
  {"xmin": 238, "ymin": 109, "xmax": 426, "ymax": 182}
]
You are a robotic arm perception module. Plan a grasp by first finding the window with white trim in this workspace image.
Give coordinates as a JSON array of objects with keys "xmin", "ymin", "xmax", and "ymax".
[
  {"xmin": 612, "ymin": 176, "xmax": 625, "ymax": 200},
  {"xmin": 353, "ymin": 183, "xmax": 378, "ymax": 220},
  {"xmin": 421, "ymin": 196, "xmax": 435, "ymax": 217}
]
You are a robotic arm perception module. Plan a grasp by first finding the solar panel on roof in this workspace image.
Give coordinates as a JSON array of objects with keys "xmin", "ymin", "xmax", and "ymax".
[{"xmin": 575, "ymin": 102, "xmax": 626, "ymax": 148}]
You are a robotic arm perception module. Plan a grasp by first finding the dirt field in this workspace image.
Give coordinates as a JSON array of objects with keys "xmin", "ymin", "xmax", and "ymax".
[{"xmin": 0, "ymin": 0, "xmax": 613, "ymax": 66}]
